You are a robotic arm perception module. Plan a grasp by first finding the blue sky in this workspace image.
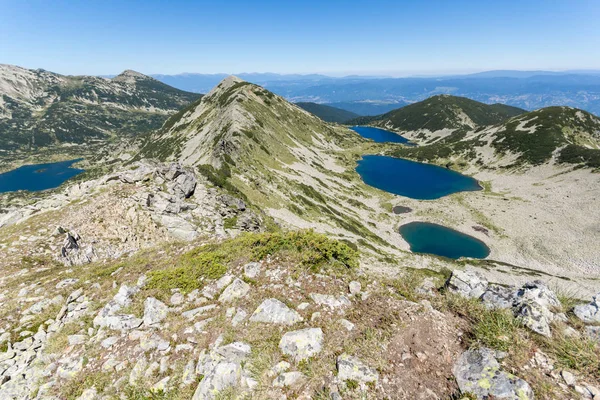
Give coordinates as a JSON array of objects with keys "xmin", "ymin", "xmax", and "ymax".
[{"xmin": 1, "ymin": 0, "xmax": 599, "ymax": 76}]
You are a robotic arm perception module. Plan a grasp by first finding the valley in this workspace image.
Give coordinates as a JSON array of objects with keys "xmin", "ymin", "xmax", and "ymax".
[{"xmin": 0, "ymin": 71, "xmax": 599, "ymax": 399}]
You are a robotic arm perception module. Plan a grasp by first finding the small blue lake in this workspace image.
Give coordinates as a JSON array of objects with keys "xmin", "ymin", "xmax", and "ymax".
[
  {"xmin": 356, "ymin": 155, "xmax": 481, "ymax": 200},
  {"xmin": 0, "ymin": 159, "xmax": 84, "ymax": 193},
  {"xmin": 400, "ymin": 221, "xmax": 490, "ymax": 259},
  {"xmin": 350, "ymin": 126, "xmax": 412, "ymax": 144}
]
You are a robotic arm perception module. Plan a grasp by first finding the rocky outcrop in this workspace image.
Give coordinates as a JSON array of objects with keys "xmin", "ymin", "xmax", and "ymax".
[{"xmin": 453, "ymin": 348, "xmax": 534, "ymax": 399}]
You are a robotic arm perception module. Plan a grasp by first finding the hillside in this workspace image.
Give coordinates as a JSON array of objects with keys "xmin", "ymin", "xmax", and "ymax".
[
  {"xmin": 0, "ymin": 65, "xmax": 200, "ymax": 154},
  {"xmin": 1, "ymin": 76, "xmax": 600, "ymax": 400},
  {"xmin": 349, "ymin": 95, "xmax": 526, "ymax": 143},
  {"xmin": 138, "ymin": 76, "xmax": 410, "ymax": 258},
  {"xmin": 391, "ymin": 106, "xmax": 600, "ymax": 170},
  {"xmin": 295, "ymin": 102, "xmax": 359, "ymax": 123}
]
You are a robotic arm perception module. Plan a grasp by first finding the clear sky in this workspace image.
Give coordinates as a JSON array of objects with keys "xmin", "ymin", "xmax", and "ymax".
[{"xmin": 1, "ymin": 0, "xmax": 600, "ymax": 76}]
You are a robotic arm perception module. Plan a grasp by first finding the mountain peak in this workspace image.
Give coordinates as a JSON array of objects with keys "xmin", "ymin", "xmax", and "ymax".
[{"xmin": 113, "ymin": 69, "xmax": 151, "ymax": 83}]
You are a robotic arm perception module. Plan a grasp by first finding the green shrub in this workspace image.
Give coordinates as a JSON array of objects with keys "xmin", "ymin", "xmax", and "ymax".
[{"xmin": 146, "ymin": 230, "xmax": 358, "ymax": 293}]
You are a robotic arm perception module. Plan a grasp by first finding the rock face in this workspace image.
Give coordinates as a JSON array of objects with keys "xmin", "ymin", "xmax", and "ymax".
[
  {"xmin": 453, "ymin": 348, "xmax": 534, "ymax": 400},
  {"xmin": 336, "ymin": 354, "xmax": 379, "ymax": 383},
  {"xmin": 446, "ymin": 270, "xmax": 488, "ymax": 299},
  {"xmin": 279, "ymin": 328, "xmax": 324, "ymax": 362},
  {"xmin": 574, "ymin": 292, "xmax": 600, "ymax": 323},
  {"xmin": 249, "ymin": 298, "xmax": 303, "ymax": 325}
]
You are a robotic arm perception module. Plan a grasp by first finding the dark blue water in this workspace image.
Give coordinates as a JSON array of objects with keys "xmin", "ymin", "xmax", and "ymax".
[
  {"xmin": 0, "ymin": 159, "xmax": 84, "ymax": 193},
  {"xmin": 350, "ymin": 126, "xmax": 412, "ymax": 144},
  {"xmin": 400, "ymin": 221, "xmax": 490, "ymax": 259},
  {"xmin": 356, "ymin": 155, "xmax": 481, "ymax": 200}
]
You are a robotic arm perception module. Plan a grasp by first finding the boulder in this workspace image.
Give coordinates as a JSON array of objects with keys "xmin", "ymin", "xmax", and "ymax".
[
  {"xmin": 336, "ymin": 354, "xmax": 379, "ymax": 383},
  {"xmin": 218, "ymin": 278, "xmax": 250, "ymax": 303},
  {"xmin": 249, "ymin": 298, "xmax": 303, "ymax": 325},
  {"xmin": 453, "ymin": 348, "xmax": 534, "ymax": 400},
  {"xmin": 243, "ymin": 262, "xmax": 261, "ymax": 279},
  {"xmin": 573, "ymin": 292, "xmax": 600, "ymax": 324},
  {"xmin": 193, "ymin": 341, "xmax": 252, "ymax": 400},
  {"xmin": 349, "ymin": 281, "xmax": 361, "ymax": 295},
  {"xmin": 143, "ymin": 297, "xmax": 169, "ymax": 326},
  {"xmin": 513, "ymin": 281, "xmax": 560, "ymax": 337},
  {"xmin": 446, "ymin": 270, "xmax": 488, "ymax": 299},
  {"xmin": 279, "ymin": 328, "xmax": 323, "ymax": 362}
]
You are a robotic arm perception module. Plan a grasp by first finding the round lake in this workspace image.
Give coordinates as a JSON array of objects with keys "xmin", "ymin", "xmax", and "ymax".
[
  {"xmin": 356, "ymin": 155, "xmax": 481, "ymax": 200},
  {"xmin": 399, "ymin": 221, "xmax": 490, "ymax": 259},
  {"xmin": 0, "ymin": 159, "xmax": 84, "ymax": 193},
  {"xmin": 350, "ymin": 126, "xmax": 412, "ymax": 144}
]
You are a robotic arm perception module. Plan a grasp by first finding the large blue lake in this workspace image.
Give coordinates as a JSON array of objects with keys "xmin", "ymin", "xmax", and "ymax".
[
  {"xmin": 400, "ymin": 221, "xmax": 490, "ymax": 259},
  {"xmin": 350, "ymin": 126, "xmax": 412, "ymax": 144},
  {"xmin": 356, "ymin": 155, "xmax": 481, "ymax": 200},
  {"xmin": 0, "ymin": 159, "xmax": 84, "ymax": 193}
]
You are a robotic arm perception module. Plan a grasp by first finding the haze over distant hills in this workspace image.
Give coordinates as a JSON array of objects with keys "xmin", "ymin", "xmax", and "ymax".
[{"xmin": 149, "ymin": 70, "xmax": 600, "ymax": 116}]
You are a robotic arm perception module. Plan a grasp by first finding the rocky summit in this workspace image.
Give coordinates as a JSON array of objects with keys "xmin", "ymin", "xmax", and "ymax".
[{"xmin": 0, "ymin": 74, "xmax": 599, "ymax": 400}]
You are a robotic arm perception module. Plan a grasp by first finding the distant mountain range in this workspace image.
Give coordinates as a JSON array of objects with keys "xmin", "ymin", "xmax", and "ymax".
[
  {"xmin": 149, "ymin": 70, "xmax": 600, "ymax": 117},
  {"xmin": 0, "ymin": 65, "xmax": 199, "ymax": 152}
]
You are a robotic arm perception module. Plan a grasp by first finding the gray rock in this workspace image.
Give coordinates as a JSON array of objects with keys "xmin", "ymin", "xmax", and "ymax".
[
  {"xmin": 336, "ymin": 354, "xmax": 378, "ymax": 383},
  {"xmin": 173, "ymin": 173, "xmax": 197, "ymax": 199},
  {"xmin": 192, "ymin": 362, "xmax": 241, "ymax": 400},
  {"xmin": 339, "ymin": 319, "xmax": 355, "ymax": 331},
  {"xmin": 273, "ymin": 371, "xmax": 305, "ymax": 388},
  {"xmin": 193, "ymin": 341, "xmax": 251, "ymax": 400},
  {"xmin": 129, "ymin": 357, "xmax": 148, "ymax": 386},
  {"xmin": 279, "ymin": 328, "xmax": 323, "ymax": 362},
  {"xmin": 156, "ymin": 214, "xmax": 198, "ymax": 241},
  {"xmin": 446, "ymin": 270, "xmax": 488, "ymax": 299},
  {"xmin": 67, "ymin": 335, "xmax": 87, "ymax": 346},
  {"xmin": 348, "ymin": 281, "xmax": 361, "ymax": 295},
  {"xmin": 101, "ymin": 336, "xmax": 119, "ymax": 349},
  {"xmin": 574, "ymin": 292, "xmax": 600, "ymax": 323},
  {"xmin": 231, "ymin": 309, "xmax": 247, "ymax": 327},
  {"xmin": 181, "ymin": 360, "xmax": 196, "ymax": 386},
  {"xmin": 143, "ymin": 297, "xmax": 169, "ymax": 326},
  {"xmin": 218, "ymin": 278, "xmax": 250, "ymax": 303},
  {"xmin": 309, "ymin": 293, "xmax": 351, "ymax": 309},
  {"xmin": 513, "ymin": 281, "xmax": 560, "ymax": 337},
  {"xmin": 453, "ymin": 347, "xmax": 533, "ymax": 400},
  {"xmin": 249, "ymin": 298, "xmax": 302, "ymax": 325},
  {"xmin": 513, "ymin": 300, "xmax": 553, "ymax": 337},
  {"xmin": 56, "ymin": 278, "xmax": 79, "ymax": 289},
  {"xmin": 76, "ymin": 387, "xmax": 98, "ymax": 400},
  {"xmin": 481, "ymin": 284, "xmax": 517, "ymax": 309},
  {"xmin": 515, "ymin": 281, "xmax": 561, "ymax": 309},
  {"xmin": 170, "ymin": 292, "xmax": 185, "ymax": 306},
  {"xmin": 243, "ymin": 262, "xmax": 261, "ymax": 279},
  {"xmin": 561, "ymin": 370, "xmax": 576, "ymax": 386},
  {"xmin": 182, "ymin": 304, "xmax": 217, "ymax": 320}
]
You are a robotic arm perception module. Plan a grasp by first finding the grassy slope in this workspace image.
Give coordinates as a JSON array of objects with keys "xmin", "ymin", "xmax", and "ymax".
[
  {"xmin": 390, "ymin": 106, "xmax": 600, "ymax": 169},
  {"xmin": 348, "ymin": 95, "xmax": 526, "ymax": 131}
]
